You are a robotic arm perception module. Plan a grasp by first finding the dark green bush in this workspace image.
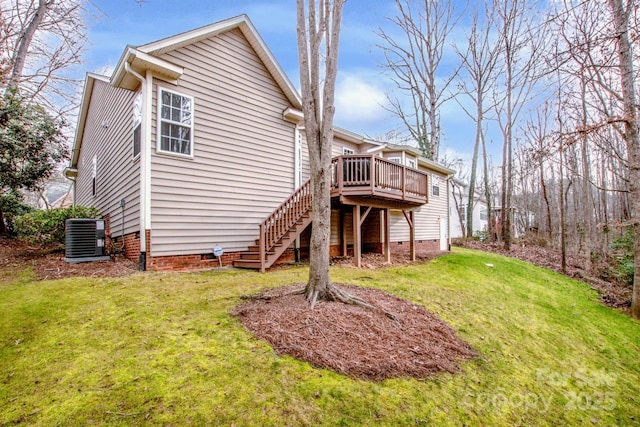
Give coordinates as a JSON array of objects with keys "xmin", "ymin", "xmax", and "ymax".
[
  {"xmin": 611, "ymin": 229, "xmax": 634, "ymax": 286},
  {"xmin": 14, "ymin": 206, "xmax": 100, "ymax": 246},
  {"xmin": 1, "ymin": 190, "xmax": 34, "ymax": 236}
]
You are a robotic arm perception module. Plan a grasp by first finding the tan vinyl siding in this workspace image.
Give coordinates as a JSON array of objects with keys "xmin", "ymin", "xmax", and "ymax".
[
  {"xmin": 149, "ymin": 28, "xmax": 297, "ymax": 256},
  {"xmin": 389, "ymin": 170, "xmax": 448, "ymax": 242},
  {"xmin": 75, "ymin": 79, "xmax": 140, "ymax": 236},
  {"xmin": 332, "ymin": 135, "xmax": 360, "ymax": 156}
]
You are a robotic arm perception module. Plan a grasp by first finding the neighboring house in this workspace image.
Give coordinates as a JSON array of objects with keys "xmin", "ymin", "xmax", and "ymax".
[
  {"xmin": 449, "ymin": 179, "xmax": 488, "ymax": 239},
  {"xmin": 65, "ymin": 15, "xmax": 454, "ymax": 272},
  {"xmin": 491, "ymin": 207, "xmax": 532, "ymax": 241}
]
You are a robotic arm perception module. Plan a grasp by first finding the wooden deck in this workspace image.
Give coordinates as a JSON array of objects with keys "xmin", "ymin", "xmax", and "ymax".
[{"xmin": 330, "ymin": 155, "xmax": 429, "ymax": 209}]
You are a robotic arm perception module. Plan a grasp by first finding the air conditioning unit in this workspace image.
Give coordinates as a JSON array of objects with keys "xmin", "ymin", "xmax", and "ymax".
[{"xmin": 64, "ymin": 218, "xmax": 111, "ymax": 263}]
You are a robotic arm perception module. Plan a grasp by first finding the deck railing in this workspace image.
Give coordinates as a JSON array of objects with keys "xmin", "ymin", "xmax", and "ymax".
[
  {"xmin": 331, "ymin": 155, "xmax": 429, "ymax": 201},
  {"xmin": 258, "ymin": 178, "xmax": 312, "ymax": 269}
]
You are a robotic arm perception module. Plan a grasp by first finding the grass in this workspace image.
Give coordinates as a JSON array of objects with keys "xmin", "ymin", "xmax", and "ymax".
[{"xmin": 1, "ymin": 248, "xmax": 639, "ymax": 426}]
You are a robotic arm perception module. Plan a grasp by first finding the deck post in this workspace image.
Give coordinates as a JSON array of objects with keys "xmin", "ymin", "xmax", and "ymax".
[
  {"xmin": 353, "ymin": 204, "xmax": 361, "ymax": 268},
  {"xmin": 259, "ymin": 223, "xmax": 266, "ymax": 272},
  {"xmin": 369, "ymin": 155, "xmax": 375, "ymax": 192},
  {"xmin": 384, "ymin": 208, "xmax": 391, "ymax": 263},
  {"xmin": 402, "ymin": 210, "xmax": 415, "ymax": 262},
  {"xmin": 409, "ymin": 210, "xmax": 415, "ymax": 261}
]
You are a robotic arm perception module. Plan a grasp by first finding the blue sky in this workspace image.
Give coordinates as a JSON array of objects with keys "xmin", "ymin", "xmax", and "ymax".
[{"xmin": 84, "ymin": 0, "xmax": 489, "ymax": 164}]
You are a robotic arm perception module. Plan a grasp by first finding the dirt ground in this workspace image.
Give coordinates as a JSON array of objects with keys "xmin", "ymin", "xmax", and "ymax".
[
  {"xmin": 2, "ymin": 236, "xmax": 629, "ymax": 312},
  {"xmin": 233, "ymin": 284, "xmax": 476, "ymax": 380},
  {"xmin": 0, "ymin": 237, "xmax": 138, "ymax": 280}
]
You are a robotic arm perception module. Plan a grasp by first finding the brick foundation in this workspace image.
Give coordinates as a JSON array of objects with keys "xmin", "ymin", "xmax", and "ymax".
[
  {"xmin": 107, "ymin": 227, "xmax": 446, "ymax": 272},
  {"xmin": 390, "ymin": 239, "xmax": 442, "ymax": 254}
]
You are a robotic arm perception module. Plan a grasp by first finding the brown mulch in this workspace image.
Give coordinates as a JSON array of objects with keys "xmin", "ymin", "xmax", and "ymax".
[
  {"xmin": 233, "ymin": 284, "xmax": 476, "ymax": 381},
  {"xmin": 455, "ymin": 239, "xmax": 632, "ymax": 311},
  {"xmin": 0, "ymin": 237, "xmax": 138, "ymax": 280}
]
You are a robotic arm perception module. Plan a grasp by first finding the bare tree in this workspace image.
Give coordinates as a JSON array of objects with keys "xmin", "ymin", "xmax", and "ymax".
[
  {"xmin": 1, "ymin": 0, "xmax": 88, "ymax": 116},
  {"xmin": 606, "ymin": 0, "xmax": 640, "ymax": 318},
  {"xmin": 297, "ymin": 0, "xmax": 378, "ymax": 310},
  {"xmin": 454, "ymin": 4, "xmax": 500, "ymax": 237},
  {"xmin": 492, "ymin": 0, "xmax": 543, "ymax": 250},
  {"xmin": 377, "ymin": 0, "xmax": 462, "ymax": 160}
]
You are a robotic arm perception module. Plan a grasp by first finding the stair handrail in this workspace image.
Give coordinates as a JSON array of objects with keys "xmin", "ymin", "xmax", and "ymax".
[{"xmin": 259, "ymin": 178, "xmax": 313, "ymax": 269}]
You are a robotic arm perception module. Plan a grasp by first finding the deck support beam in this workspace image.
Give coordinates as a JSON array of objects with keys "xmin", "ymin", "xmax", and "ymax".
[
  {"xmin": 383, "ymin": 208, "xmax": 391, "ymax": 263},
  {"xmin": 353, "ymin": 204, "xmax": 362, "ymax": 268},
  {"xmin": 403, "ymin": 210, "xmax": 415, "ymax": 261}
]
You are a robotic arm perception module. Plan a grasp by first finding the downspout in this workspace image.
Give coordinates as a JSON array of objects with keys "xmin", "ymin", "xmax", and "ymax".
[
  {"xmin": 294, "ymin": 124, "xmax": 301, "ymax": 262},
  {"xmin": 124, "ymin": 62, "xmax": 149, "ymax": 271},
  {"xmin": 447, "ymin": 174, "xmax": 453, "ymax": 251}
]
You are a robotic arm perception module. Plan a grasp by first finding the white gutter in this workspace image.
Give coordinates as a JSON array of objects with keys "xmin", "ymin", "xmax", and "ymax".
[{"xmin": 124, "ymin": 62, "xmax": 150, "ymax": 257}]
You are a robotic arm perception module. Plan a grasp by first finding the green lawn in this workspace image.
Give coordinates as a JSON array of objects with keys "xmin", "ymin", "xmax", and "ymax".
[{"xmin": 1, "ymin": 248, "xmax": 639, "ymax": 426}]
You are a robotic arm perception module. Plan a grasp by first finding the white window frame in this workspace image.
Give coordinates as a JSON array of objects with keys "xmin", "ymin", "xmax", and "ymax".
[
  {"xmin": 388, "ymin": 156, "xmax": 402, "ymax": 164},
  {"xmin": 133, "ymin": 91, "xmax": 142, "ymax": 159},
  {"xmin": 343, "ymin": 147, "xmax": 355, "ymax": 155},
  {"xmin": 157, "ymin": 87, "xmax": 194, "ymax": 158},
  {"xmin": 406, "ymin": 158, "xmax": 417, "ymax": 169},
  {"xmin": 432, "ymin": 175, "xmax": 440, "ymax": 196}
]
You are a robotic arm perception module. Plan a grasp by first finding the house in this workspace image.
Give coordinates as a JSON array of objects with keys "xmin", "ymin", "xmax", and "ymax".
[
  {"xmin": 449, "ymin": 179, "xmax": 489, "ymax": 239},
  {"xmin": 64, "ymin": 15, "xmax": 454, "ymax": 272}
]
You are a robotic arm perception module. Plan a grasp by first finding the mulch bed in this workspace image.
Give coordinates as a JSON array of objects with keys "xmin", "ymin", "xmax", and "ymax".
[
  {"xmin": 233, "ymin": 284, "xmax": 476, "ymax": 381},
  {"xmin": 454, "ymin": 239, "xmax": 632, "ymax": 311},
  {"xmin": 0, "ymin": 237, "xmax": 138, "ymax": 280}
]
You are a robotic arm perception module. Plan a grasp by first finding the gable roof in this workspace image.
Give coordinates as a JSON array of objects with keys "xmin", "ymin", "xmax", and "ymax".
[
  {"xmin": 67, "ymin": 72, "xmax": 110, "ymax": 170},
  {"xmin": 115, "ymin": 14, "xmax": 301, "ymax": 109},
  {"xmin": 69, "ymin": 15, "xmax": 302, "ymax": 172}
]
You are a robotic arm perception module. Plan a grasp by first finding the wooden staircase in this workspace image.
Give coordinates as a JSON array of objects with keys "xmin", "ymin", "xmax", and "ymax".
[{"xmin": 233, "ymin": 179, "xmax": 312, "ymax": 271}]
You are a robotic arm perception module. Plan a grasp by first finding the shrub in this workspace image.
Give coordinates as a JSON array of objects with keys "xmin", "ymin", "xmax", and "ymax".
[
  {"xmin": 1, "ymin": 190, "xmax": 34, "ymax": 236},
  {"xmin": 14, "ymin": 206, "xmax": 100, "ymax": 246},
  {"xmin": 473, "ymin": 230, "xmax": 491, "ymax": 242},
  {"xmin": 611, "ymin": 229, "xmax": 634, "ymax": 286}
]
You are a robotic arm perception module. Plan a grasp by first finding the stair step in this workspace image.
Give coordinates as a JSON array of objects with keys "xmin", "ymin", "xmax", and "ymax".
[
  {"xmin": 233, "ymin": 259, "xmax": 263, "ymax": 269},
  {"xmin": 240, "ymin": 251, "xmax": 273, "ymax": 260}
]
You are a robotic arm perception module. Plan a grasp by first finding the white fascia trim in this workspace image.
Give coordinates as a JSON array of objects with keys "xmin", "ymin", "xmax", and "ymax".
[
  {"xmin": 71, "ymin": 73, "xmax": 110, "ymax": 167},
  {"xmin": 366, "ymin": 144, "xmax": 387, "ymax": 154},
  {"xmin": 138, "ymin": 15, "xmax": 248, "ymax": 53},
  {"xmin": 283, "ymin": 107, "xmax": 303, "ymax": 123},
  {"xmin": 334, "ymin": 127, "xmax": 365, "ymax": 145},
  {"xmin": 238, "ymin": 18, "xmax": 302, "ymax": 108},
  {"xmin": 111, "ymin": 47, "xmax": 183, "ymax": 89},
  {"xmin": 138, "ymin": 15, "xmax": 301, "ymax": 109}
]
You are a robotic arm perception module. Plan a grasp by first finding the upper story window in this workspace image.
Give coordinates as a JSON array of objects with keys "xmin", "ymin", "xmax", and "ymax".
[
  {"xmin": 343, "ymin": 147, "xmax": 355, "ymax": 155},
  {"xmin": 133, "ymin": 92, "xmax": 142, "ymax": 158},
  {"xmin": 388, "ymin": 156, "xmax": 401, "ymax": 164},
  {"xmin": 158, "ymin": 88, "xmax": 194, "ymax": 156},
  {"xmin": 406, "ymin": 158, "xmax": 417, "ymax": 169},
  {"xmin": 432, "ymin": 175, "xmax": 440, "ymax": 196}
]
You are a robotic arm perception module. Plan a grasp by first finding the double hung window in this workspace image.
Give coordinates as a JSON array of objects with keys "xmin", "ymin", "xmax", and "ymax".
[{"xmin": 158, "ymin": 88, "xmax": 194, "ymax": 156}]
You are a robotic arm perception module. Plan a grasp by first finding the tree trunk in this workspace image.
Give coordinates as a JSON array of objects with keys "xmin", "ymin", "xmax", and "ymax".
[
  {"xmin": 0, "ymin": 207, "xmax": 7, "ymax": 236},
  {"xmin": 306, "ymin": 154, "xmax": 332, "ymax": 302},
  {"xmin": 297, "ymin": 0, "xmax": 347, "ymax": 307},
  {"xmin": 7, "ymin": 0, "xmax": 53, "ymax": 92},
  {"xmin": 607, "ymin": 0, "xmax": 640, "ymax": 318},
  {"xmin": 481, "ymin": 131, "xmax": 493, "ymax": 241},
  {"xmin": 559, "ymin": 143, "xmax": 567, "ymax": 274},
  {"xmin": 466, "ymin": 100, "xmax": 483, "ymax": 238},
  {"xmin": 579, "ymin": 68, "xmax": 593, "ymax": 272}
]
